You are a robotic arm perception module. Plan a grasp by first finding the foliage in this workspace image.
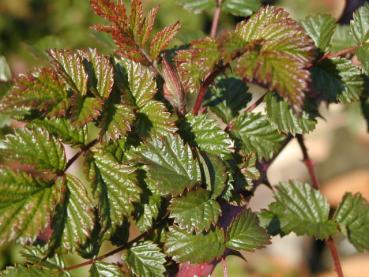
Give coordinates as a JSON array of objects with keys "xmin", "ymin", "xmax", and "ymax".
[{"xmin": 1, "ymin": 0, "xmax": 369, "ymax": 276}]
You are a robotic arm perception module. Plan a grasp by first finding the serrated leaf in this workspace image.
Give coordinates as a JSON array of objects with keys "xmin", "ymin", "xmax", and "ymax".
[
  {"xmin": 1, "ymin": 127, "xmax": 66, "ymax": 172},
  {"xmin": 49, "ymin": 175, "xmax": 95, "ymax": 254},
  {"xmin": 267, "ymin": 181, "xmax": 336, "ymax": 240},
  {"xmin": 87, "ymin": 151, "xmax": 141, "ymax": 235},
  {"xmin": 150, "ymin": 21, "xmax": 181, "ymax": 59},
  {"xmin": 186, "ymin": 114, "xmax": 233, "ymax": 157},
  {"xmin": 138, "ymin": 100, "xmax": 177, "ymax": 137},
  {"xmin": 231, "ymin": 113, "xmax": 285, "ymax": 159},
  {"xmin": 205, "ymin": 76, "xmax": 252, "ymax": 123},
  {"xmin": 265, "ymin": 92, "xmax": 317, "ymax": 135},
  {"xmin": 0, "ymin": 68, "xmax": 68, "ymax": 117},
  {"xmin": 135, "ymin": 193, "xmax": 162, "ymax": 233},
  {"xmin": 165, "ymin": 226, "xmax": 225, "ymax": 263},
  {"xmin": 70, "ymin": 95, "xmax": 103, "ymax": 127},
  {"xmin": 230, "ymin": 6, "xmax": 314, "ymax": 109},
  {"xmin": 0, "ymin": 169, "xmax": 60, "ymax": 245},
  {"xmin": 175, "ymin": 37, "xmax": 220, "ymax": 93},
  {"xmin": 311, "ymin": 57, "xmax": 364, "ymax": 103},
  {"xmin": 226, "ymin": 209, "xmax": 269, "ymax": 251},
  {"xmin": 1, "ymin": 265, "xmax": 66, "ymax": 277},
  {"xmin": 334, "ymin": 193, "xmax": 369, "ymax": 251},
  {"xmin": 201, "ymin": 154, "xmax": 228, "ymax": 199},
  {"xmin": 169, "ymin": 189, "xmax": 221, "ymax": 232},
  {"xmin": 48, "ymin": 49, "xmax": 88, "ymax": 95},
  {"xmin": 136, "ymin": 134, "xmax": 201, "ymax": 196},
  {"xmin": 350, "ymin": 3, "xmax": 369, "ymax": 44},
  {"xmin": 357, "ymin": 45, "xmax": 369, "ymax": 75},
  {"xmin": 124, "ymin": 241, "xmax": 166, "ymax": 277},
  {"xmin": 100, "ymin": 104, "xmax": 135, "ymax": 141},
  {"xmin": 177, "ymin": 0, "xmax": 215, "ymax": 14},
  {"xmin": 21, "ymin": 245, "xmax": 66, "ymax": 271},
  {"xmin": 32, "ymin": 118, "xmax": 86, "ymax": 146},
  {"xmin": 82, "ymin": 49, "xmax": 114, "ymax": 99},
  {"xmin": 240, "ymin": 153, "xmax": 260, "ymax": 187},
  {"xmin": 330, "ymin": 25, "xmax": 355, "ymax": 52},
  {"xmin": 90, "ymin": 262, "xmax": 123, "ymax": 277},
  {"xmin": 121, "ymin": 59, "xmax": 156, "ymax": 108},
  {"xmin": 301, "ymin": 14, "xmax": 336, "ymax": 51},
  {"xmin": 223, "ymin": 0, "xmax": 261, "ymax": 17}
]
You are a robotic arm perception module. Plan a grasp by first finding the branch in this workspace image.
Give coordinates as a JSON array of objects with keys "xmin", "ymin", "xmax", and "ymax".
[
  {"xmin": 210, "ymin": 0, "xmax": 223, "ymax": 38},
  {"xmin": 296, "ymin": 134, "xmax": 344, "ymax": 277},
  {"xmin": 245, "ymin": 93, "xmax": 267, "ymax": 113}
]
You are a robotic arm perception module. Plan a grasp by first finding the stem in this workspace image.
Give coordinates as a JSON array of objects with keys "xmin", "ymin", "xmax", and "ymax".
[
  {"xmin": 245, "ymin": 93, "xmax": 267, "ymax": 113},
  {"xmin": 210, "ymin": 0, "xmax": 222, "ymax": 38},
  {"xmin": 320, "ymin": 46, "xmax": 358, "ymax": 61},
  {"xmin": 296, "ymin": 135, "xmax": 344, "ymax": 277}
]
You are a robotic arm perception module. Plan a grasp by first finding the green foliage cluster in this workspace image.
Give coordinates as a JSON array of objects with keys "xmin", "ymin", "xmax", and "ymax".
[{"xmin": 1, "ymin": 0, "xmax": 369, "ymax": 276}]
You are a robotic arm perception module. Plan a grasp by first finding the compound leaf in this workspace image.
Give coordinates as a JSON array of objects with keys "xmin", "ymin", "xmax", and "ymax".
[
  {"xmin": 169, "ymin": 189, "xmax": 221, "ymax": 232},
  {"xmin": 334, "ymin": 193, "xmax": 369, "ymax": 251},
  {"xmin": 301, "ymin": 14, "xmax": 336, "ymax": 51},
  {"xmin": 164, "ymin": 226, "xmax": 225, "ymax": 263},
  {"xmin": 232, "ymin": 113, "xmax": 285, "ymax": 159},
  {"xmin": 136, "ymin": 134, "xmax": 201, "ymax": 196},
  {"xmin": 150, "ymin": 21, "xmax": 181, "ymax": 59},
  {"xmin": 124, "ymin": 241, "xmax": 166, "ymax": 277},
  {"xmin": 265, "ymin": 92, "xmax": 317, "ymax": 135},
  {"xmin": 70, "ymin": 95, "xmax": 103, "ymax": 127},
  {"xmin": 1, "ymin": 127, "xmax": 66, "ymax": 172},
  {"xmin": 226, "ymin": 209, "xmax": 270, "ymax": 251}
]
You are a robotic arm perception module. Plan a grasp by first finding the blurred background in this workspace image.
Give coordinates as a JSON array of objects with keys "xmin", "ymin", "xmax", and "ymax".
[{"xmin": 0, "ymin": 0, "xmax": 369, "ymax": 276}]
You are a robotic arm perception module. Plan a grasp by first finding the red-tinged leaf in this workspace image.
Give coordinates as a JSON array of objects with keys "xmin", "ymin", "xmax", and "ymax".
[
  {"xmin": 150, "ymin": 21, "xmax": 181, "ymax": 59},
  {"xmin": 48, "ymin": 49, "xmax": 88, "ymax": 96},
  {"xmin": 175, "ymin": 37, "xmax": 220, "ymax": 93},
  {"xmin": 90, "ymin": 0, "xmax": 128, "ymax": 31},
  {"xmin": 70, "ymin": 95, "xmax": 103, "ymax": 126},
  {"xmin": 130, "ymin": 0, "xmax": 144, "ymax": 41},
  {"xmin": 162, "ymin": 57, "xmax": 185, "ymax": 112},
  {"xmin": 0, "ymin": 68, "xmax": 68, "ymax": 117},
  {"xmin": 141, "ymin": 6, "xmax": 160, "ymax": 46},
  {"xmin": 82, "ymin": 49, "xmax": 114, "ymax": 99}
]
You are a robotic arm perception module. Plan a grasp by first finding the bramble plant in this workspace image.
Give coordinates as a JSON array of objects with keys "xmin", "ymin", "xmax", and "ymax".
[{"xmin": 0, "ymin": 0, "xmax": 369, "ymax": 276}]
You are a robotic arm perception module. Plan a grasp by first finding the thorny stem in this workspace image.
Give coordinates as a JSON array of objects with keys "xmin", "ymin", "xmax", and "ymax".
[
  {"xmin": 296, "ymin": 134, "xmax": 344, "ymax": 277},
  {"xmin": 210, "ymin": 0, "xmax": 223, "ymax": 38}
]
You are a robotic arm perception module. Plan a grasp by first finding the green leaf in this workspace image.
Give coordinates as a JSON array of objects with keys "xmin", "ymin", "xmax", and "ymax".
[
  {"xmin": 32, "ymin": 118, "xmax": 87, "ymax": 146},
  {"xmin": 100, "ymin": 104, "xmax": 135, "ymax": 141},
  {"xmin": 83, "ymin": 48, "xmax": 114, "ymax": 99},
  {"xmin": 265, "ymin": 92, "xmax": 317, "ymax": 135},
  {"xmin": 357, "ymin": 45, "xmax": 369, "ymax": 75},
  {"xmin": 48, "ymin": 49, "xmax": 88, "ymax": 95},
  {"xmin": 350, "ymin": 2, "xmax": 369, "ymax": 44},
  {"xmin": 301, "ymin": 14, "xmax": 336, "ymax": 51},
  {"xmin": 223, "ymin": 0, "xmax": 261, "ymax": 17},
  {"xmin": 205, "ymin": 76, "xmax": 252, "ymax": 123},
  {"xmin": 70, "ymin": 95, "xmax": 103, "ymax": 127},
  {"xmin": 150, "ymin": 21, "xmax": 181, "ymax": 59},
  {"xmin": 90, "ymin": 262, "xmax": 123, "ymax": 277},
  {"xmin": 165, "ymin": 226, "xmax": 225, "ymax": 263},
  {"xmin": 330, "ymin": 25, "xmax": 355, "ymax": 52},
  {"xmin": 135, "ymin": 193, "xmax": 162, "ymax": 233},
  {"xmin": 1, "ymin": 127, "xmax": 66, "ymax": 172},
  {"xmin": 267, "ymin": 181, "xmax": 336, "ymax": 240},
  {"xmin": 124, "ymin": 241, "xmax": 166, "ymax": 277},
  {"xmin": 0, "ymin": 169, "xmax": 60, "ymax": 245},
  {"xmin": 201, "ymin": 154, "xmax": 228, "ymax": 199},
  {"xmin": 0, "ymin": 68, "xmax": 68, "ymax": 117},
  {"xmin": 175, "ymin": 37, "xmax": 220, "ymax": 93},
  {"xmin": 311, "ymin": 57, "xmax": 364, "ymax": 103},
  {"xmin": 169, "ymin": 189, "xmax": 221, "ymax": 232},
  {"xmin": 226, "ymin": 209, "xmax": 270, "ymax": 251},
  {"xmin": 136, "ymin": 134, "xmax": 201, "ymax": 196},
  {"xmin": 334, "ymin": 193, "xmax": 369, "ymax": 251},
  {"xmin": 21, "ymin": 245, "xmax": 66, "ymax": 271},
  {"xmin": 177, "ymin": 0, "xmax": 215, "ymax": 14},
  {"xmin": 49, "ymin": 175, "xmax": 95, "ymax": 254},
  {"xmin": 240, "ymin": 153, "xmax": 260, "ymax": 188},
  {"xmin": 87, "ymin": 151, "xmax": 141, "ymax": 235},
  {"xmin": 231, "ymin": 6, "xmax": 314, "ymax": 109},
  {"xmin": 186, "ymin": 114, "xmax": 233, "ymax": 157},
  {"xmin": 120, "ymin": 58, "xmax": 156, "ymax": 108},
  {"xmin": 1, "ymin": 265, "xmax": 66, "ymax": 277},
  {"xmin": 231, "ymin": 113, "xmax": 285, "ymax": 159},
  {"xmin": 138, "ymin": 100, "xmax": 177, "ymax": 137},
  {"xmin": 0, "ymin": 55, "xmax": 12, "ymax": 82}
]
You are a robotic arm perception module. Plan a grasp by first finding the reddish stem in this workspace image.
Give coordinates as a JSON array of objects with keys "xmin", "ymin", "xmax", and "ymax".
[
  {"xmin": 320, "ymin": 46, "xmax": 358, "ymax": 61},
  {"xmin": 245, "ymin": 93, "xmax": 267, "ymax": 113},
  {"xmin": 296, "ymin": 135, "xmax": 344, "ymax": 277},
  {"xmin": 210, "ymin": 0, "xmax": 222, "ymax": 38}
]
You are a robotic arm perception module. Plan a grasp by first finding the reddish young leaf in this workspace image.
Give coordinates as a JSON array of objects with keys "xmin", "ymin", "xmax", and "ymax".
[{"xmin": 150, "ymin": 21, "xmax": 181, "ymax": 59}]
